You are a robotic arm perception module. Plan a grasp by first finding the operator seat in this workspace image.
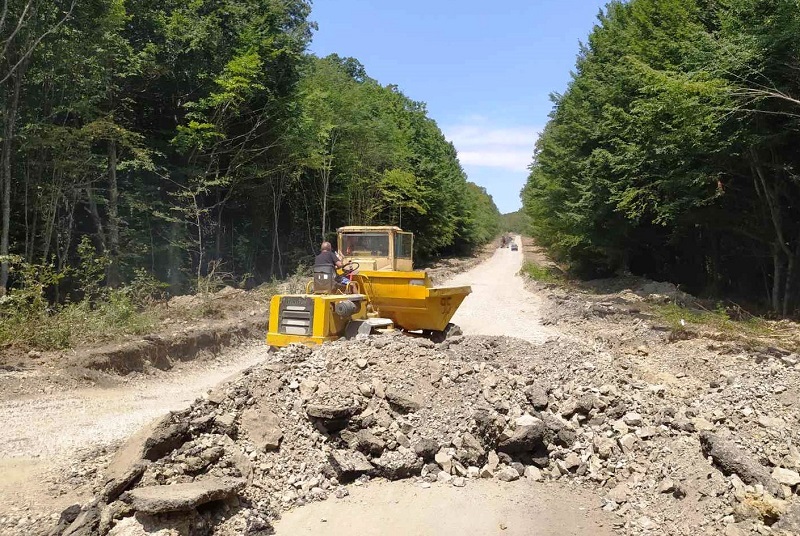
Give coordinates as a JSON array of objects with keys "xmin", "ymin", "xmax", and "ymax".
[{"xmin": 312, "ymin": 265, "xmax": 337, "ymax": 294}]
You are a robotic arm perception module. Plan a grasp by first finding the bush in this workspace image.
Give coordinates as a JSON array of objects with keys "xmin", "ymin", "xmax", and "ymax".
[
  {"xmin": 520, "ymin": 261, "xmax": 566, "ymax": 285},
  {"xmin": 0, "ymin": 254, "xmax": 157, "ymax": 350}
]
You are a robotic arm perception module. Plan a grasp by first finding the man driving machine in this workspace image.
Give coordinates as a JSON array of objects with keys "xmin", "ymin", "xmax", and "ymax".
[{"xmin": 315, "ymin": 241, "xmax": 349, "ymax": 285}]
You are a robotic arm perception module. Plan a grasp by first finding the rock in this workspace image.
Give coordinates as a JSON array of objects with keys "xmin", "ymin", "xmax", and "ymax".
[
  {"xmin": 122, "ymin": 478, "xmax": 245, "ymax": 514},
  {"xmin": 299, "ymin": 379, "xmax": 318, "ymax": 400},
  {"xmin": 479, "ymin": 465, "xmax": 494, "ymax": 479},
  {"xmin": 452, "ymin": 476, "xmax": 466, "ymax": 487},
  {"xmin": 723, "ymin": 525, "xmax": 746, "ymax": 536},
  {"xmin": 541, "ymin": 413, "xmax": 576, "ymax": 447},
  {"xmin": 457, "ymin": 433, "xmax": 485, "ymax": 465},
  {"xmin": 734, "ymin": 494, "xmax": 788, "ymax": 524},
  {"xmin": 306, "ymin": 403, "xmax": 360, "ymax": 421},
  {"xmin": 757, "ymin": 415, "xmax": 785, "ymax": 430},
  {"xmin": 524, "ymin": 466, "xmax": 543, "ymax": 481},
  {"xmin": 50, "ymin": 504, "xmax": 82, "ymax": 536},
  {"xmin": 358, "ymin": 383, "xmax": 374, "ymax": 397},
  {"xmin": 497, "ymin": 417, "xmax": 545, "ymax": 453},
  {"xmin": 691, "ymin": 417, "xmax": 715, "ymax": 432},
  {"xmin": 699, "ymin": 432, "xmax": 784, "ymax": 498},
  {"xmin": 102, "ymin": 413, "xmax": 189, "ymax": 501},
  {"xmin": 413, "ymin": 438, "xmax": 439, "ymax": 461},
  {"xmin": 636, "ymin": 426, "xmax": 658, "ymax": 440},
  {"xmin": 637, "ymin": 516, "xmax": 656, "ymax": 530},
  {"xmin": 385, "ymin": 387, "xmax": 423, "ymax": 412},
  {"xmin": 496, "ymin": 466, "xmax": 520, "ymax": 482},
  {"xmin": 372, "ymin": 379, "xmax": 386, "ymax": 399},
  {"xmin": 593, "ymin": 436, "xmax": 616, "ymax": 459},
  {"xmin": 60, "ymin": 503, "xmax": 101, "ymax": 536},
  {"xmin": 239, "ymin": 407, "xmax": 282, "ymax": 451},
  {"xmin": 658, "ymin": 478, "xmax": 678, "ymax": 495},
  {"xmin": 487, "ymin": 450, "xmax": 500, "ymax": 471},
  {"xmin": 622, "ymin": 412, "xmax": 643, "ymax": 426},
  {"xmin": 772, "ymin": 467, "xmax": 800, "ymax": 487},
  {"xmin": 356, "ymin": 358, "xmax": 368, "ymax": 369},
  {"xmin": 372, "ymin": 449, "xmax": 423, "ymax": 480},
  {"xmin": 437, "ymin": 471, "xmax": 453, "ymax": 484},
  {"xmin": 214, "ymin": 413, "xmax": 236, "ymax": 433},
  {"xmin": 607, "ymin": 483, "xmax": 629, "ymax": 503},
  {"xmin": 524, "ymin": 384, "xmax": 549, "ymax": 410},
  {"xmin": 328, "ymin": 450, "xmax": 374, "ymax": 482},
  {"xmin": 618, "ymin": 433, "xmax": 637, "ymax": 454},
  {"xmin": 435, "ymin": 450, "xmax": 453, "ymax": 473},
  {"xmin": 774, "ymin": 504, "xmax": 800, "ymax": 533},
  {"xmin": 563, "ymin": 452, "xmax": 581, "ymax": 472},
  {"xmin": 354, "ymin": 430, "xmax": 386, "ymax": 457}
]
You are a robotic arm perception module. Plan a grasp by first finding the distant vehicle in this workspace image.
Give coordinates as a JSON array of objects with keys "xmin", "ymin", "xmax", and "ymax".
[{"xmin": 510, "ymin": 243, "xmax": 519, "ymax": 251}]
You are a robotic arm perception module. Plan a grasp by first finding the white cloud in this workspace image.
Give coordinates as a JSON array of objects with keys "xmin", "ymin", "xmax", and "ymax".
[
  {"xmin": 458, "ymin": 150, "xmax": 533, "ymax": 171},
  {"xmin": 444, "ymin": 121, "xmax": 541, "ymax": 172}
]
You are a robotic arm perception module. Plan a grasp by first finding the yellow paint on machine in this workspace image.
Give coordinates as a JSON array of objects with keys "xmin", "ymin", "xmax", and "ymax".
[
  {"xmin": 265, "ymin": 294, "xmax": 368, "ymax": 347},
  {"xmin": 351, "ymin": 270, "xmax": 471, "ymax": 332}
]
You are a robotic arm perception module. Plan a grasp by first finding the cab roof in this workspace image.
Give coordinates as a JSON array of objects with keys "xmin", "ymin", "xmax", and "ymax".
[{"xmin": 337, "ymin": 226, "xmax": 404, "ymax": 233}]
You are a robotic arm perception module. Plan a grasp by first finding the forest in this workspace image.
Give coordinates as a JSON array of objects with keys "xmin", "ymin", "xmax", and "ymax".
[
  {"xmin": 0, "ymin": 0, "xmax": 500, "ymax": 302},
  {"xmin": 523, "ymin": 0, "xmax": 800, "ymax": 316}
]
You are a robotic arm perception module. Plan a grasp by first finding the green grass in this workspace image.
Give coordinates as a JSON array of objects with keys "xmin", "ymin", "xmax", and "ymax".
[
  {"xmin": 521, "ymin": 260, "xmax": 566, "ymax": 284},
  {"xmin": 652, "ymin": 302, "xmax": 773, "ymax": 339},
  {"xmin": 0, "ymin": 290, "xmax": 158, "ymax": 350}
]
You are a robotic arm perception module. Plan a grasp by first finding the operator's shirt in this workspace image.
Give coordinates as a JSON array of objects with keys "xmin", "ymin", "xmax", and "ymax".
[{"xmin": 314, "ymin": 250, "xmax": 339, "ymax": 267}]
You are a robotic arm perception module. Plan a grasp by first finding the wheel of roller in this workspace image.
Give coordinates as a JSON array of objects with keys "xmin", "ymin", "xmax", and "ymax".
[{"xmin": 430, "ymin": 323, "xmax": 462, "ymax": 344}]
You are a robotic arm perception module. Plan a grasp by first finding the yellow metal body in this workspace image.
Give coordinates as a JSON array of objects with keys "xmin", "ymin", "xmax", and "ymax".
[
  {"xmin": 352, "ymin": 270, "xmax": 470, "ymax": 332},
  {"xmin": 338, "ymin": 225, "xmax": 414, "ymax": 271},
  {"xmin": 266, "ymin": 225, "xmax": 472, "ymax": 347},
  {"xmin": 266, "ymin": 294, "xmax": 368, "ymax": 347}
]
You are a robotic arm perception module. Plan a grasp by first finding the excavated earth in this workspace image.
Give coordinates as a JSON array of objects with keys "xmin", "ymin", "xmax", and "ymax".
[{"xmin": 2, "ymin": 239, "xmax": 800, "ymax": 536}]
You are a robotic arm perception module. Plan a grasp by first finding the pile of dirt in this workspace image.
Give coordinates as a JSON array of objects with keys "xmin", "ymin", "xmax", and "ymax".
[{"xmin": 47, "ymin": 331, "xmax": 800, "ymax": 536}]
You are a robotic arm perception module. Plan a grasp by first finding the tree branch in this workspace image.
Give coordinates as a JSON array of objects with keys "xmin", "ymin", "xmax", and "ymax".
[{"xmin": 0, "ymin": 0, "xmax": 76, "ymax": 86}]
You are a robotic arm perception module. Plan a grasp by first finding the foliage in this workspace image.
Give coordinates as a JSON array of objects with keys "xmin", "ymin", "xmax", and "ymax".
[
  {"xmin": 0, "ymin": 0, "xmax": 500, "ymax": 337},
  {"xmin": 520, "ymin": 261, "xmax": 566, "ymax": 285},
  {"xmin": 523, "ymin": 0, "xmax": 800, "ymax": 315},
  {"xmin": 501, "ymin": 210, "xmax": 532, "ymax": 235},
  {"xmin": 0, "ymin": 256, "xmax": 155, "ymax": 349}
]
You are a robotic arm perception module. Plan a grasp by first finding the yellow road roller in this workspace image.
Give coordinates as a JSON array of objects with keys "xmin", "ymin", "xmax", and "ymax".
[{"xmin": 266, "ymin": 226, "xmax": 472, "ymax": 348}]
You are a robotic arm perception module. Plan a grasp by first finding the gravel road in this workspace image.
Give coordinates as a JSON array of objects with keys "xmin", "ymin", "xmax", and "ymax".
[
  {"xmin": 273, "ymin": 479, "xmax": 612, "ymax": 536},
  {"xmin": 449, "ymin": 235, "xmax": 555, "ymax": 343},
  {"xmin": 0, "ymin": 346, "xmax": 267, "ymax": 521}
]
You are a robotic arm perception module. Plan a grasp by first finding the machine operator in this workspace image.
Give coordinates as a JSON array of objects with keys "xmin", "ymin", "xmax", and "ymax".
[{"xmin": 315, "ymin": 241, "xmax": 349, "ymax": 285}]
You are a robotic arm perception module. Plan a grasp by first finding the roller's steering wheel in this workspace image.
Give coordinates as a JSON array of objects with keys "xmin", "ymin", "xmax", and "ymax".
[{"xmin": 341, "ymin": 261, "xmax": 360, "ymax": 275}]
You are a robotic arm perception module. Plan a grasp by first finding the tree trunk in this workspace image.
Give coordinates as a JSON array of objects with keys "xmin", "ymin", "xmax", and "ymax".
[
  {"xmin": 85, "ymin": 187, "xmax": 108, "ymax": 253},
  {"xmin": 106, "ymin": 139, "xmax": 121, "ymax": 287},
  {"xmin": 783, "ymin": 242, "xmax": 800, "ymax": 317},
  {"xmin": 772, "ymin": 247, "xmax": 785, "ymax": 314},
  {"xmin": 0, "ymin": 69, "xmax": 22, "ymax": 294}
]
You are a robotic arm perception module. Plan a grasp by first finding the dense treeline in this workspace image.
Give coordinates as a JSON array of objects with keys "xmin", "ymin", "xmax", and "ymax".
[
  {"xmin": 0, "ymin": 0, "xmax": 499, "ymax": 296},
  {"xmin": 523, "ymin": 0, "xmax": 800, "ymax": 315}
]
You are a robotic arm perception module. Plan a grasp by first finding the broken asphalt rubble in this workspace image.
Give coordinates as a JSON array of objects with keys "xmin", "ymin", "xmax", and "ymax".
[{"xmin": 51, "ymin": 329, "xmax": 800, "ymax": 536}]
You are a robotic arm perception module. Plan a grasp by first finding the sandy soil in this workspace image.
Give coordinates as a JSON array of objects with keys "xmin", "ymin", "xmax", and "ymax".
[
  {"xmin": 449, "ymin": 236, "xmax": 556, "ymax": 343},
  {"xmin": 273, "ymin": 479, "xmax": 614, "ymax": 536},
  {"xmin": 0, "ymin": 346, "xmax": 266, "ymax": 523}
]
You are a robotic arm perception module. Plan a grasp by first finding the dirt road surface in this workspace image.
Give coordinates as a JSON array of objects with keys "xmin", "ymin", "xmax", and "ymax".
[
  {"xmin": 449, "ymin": 236, "xmax": 555, "ymax": 343},
  {"xmin": 0, "ymin": 347, "xmax": 266, "ymax": 522},
  {"xmin": 273, "ymin": 479, "xmax": 613, "ymax": 536}
]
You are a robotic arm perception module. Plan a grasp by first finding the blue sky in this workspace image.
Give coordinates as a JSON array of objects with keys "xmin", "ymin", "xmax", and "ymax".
[{"xmin": 309, "ymin": 0, "xmax": 609, "ymax": 214}]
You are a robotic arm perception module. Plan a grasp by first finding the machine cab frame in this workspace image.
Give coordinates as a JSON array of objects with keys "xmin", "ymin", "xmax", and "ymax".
[{"xmin": 338, "ymin": 226, "xmax": 414, "ymax": 272}]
